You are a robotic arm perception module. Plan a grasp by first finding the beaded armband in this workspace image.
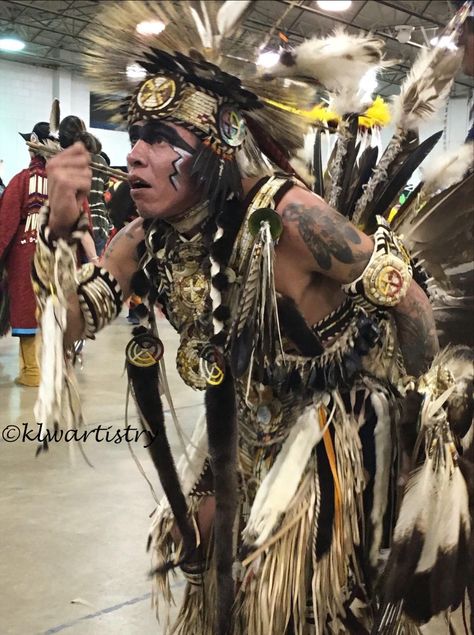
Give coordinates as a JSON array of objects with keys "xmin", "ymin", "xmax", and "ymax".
[
  {"xmin": 341, "ymin": 216, "xmax": 412, "ymax": 312},
  {"xmin": 77, "ymin": 263, "xmax": 123, "ymax": 338}
]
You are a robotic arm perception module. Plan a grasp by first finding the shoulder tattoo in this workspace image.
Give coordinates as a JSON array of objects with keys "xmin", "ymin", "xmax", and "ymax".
[{"xmin": 282, "ymin": 202, "xmax": 365, "ymax": 271}]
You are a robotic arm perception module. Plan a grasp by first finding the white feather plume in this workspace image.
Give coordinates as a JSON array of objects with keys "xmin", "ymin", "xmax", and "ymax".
[
  {"xmin": 217, "ymin": 0, "xmax": 251, "ymax": 36},
  {"xmin": 267, "ymin": 31, "xmax": 386, "ymax": 114},
  {"xmin": 242, "ymin": 404, "xmax": 325, "ymax": 547},
  {"xmin": 391, "ymin": 45, "xmax": 463, "ymax": 131},
  {"xmin": 191, "ymin": 0, "xmax": 251, "ymax": 52},
  {"xmin": 393, "ymin": 458, "xmax": 437, "ymax": 543},
  {"xmin": 421, "ymin": 142, "xmax": 474, "ymax": 195},
  {"xmin": 189, "ymin": 3, "xmax": 212, "ymax": 50},
  {"xmin": 416, "ymin": 462, "xmax": 470, "ymax": 572},
  {"xmin": 329, "ymin": 88, "xmax": 372, "ymax": 118}
]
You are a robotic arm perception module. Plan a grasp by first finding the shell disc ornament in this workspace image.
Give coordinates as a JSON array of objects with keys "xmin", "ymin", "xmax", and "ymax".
[
  {"xmin": 248, "ymin": 207, "xmax": 284, "ymax": 240},
  {"xmin": 126, "ymin": 333, "xmax": 164, "ymax": 367},
  {"xmin": 218, "ymin": 104, "xmax": 246, "ymax": 147}
]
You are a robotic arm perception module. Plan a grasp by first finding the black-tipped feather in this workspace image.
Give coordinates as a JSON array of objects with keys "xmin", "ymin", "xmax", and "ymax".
[
  {"xmin": 345, "ymin": 145, "xmax": 378, "ymax": 220},
  {"xmin": 335, "ymin": 116, "xmax": 360, "ymax": 211},
  {"xmin": 354, "ymin": 129, "xmax": 419, "ymax": 229},
  {"xmin": 363, "ymin": 130, "xmax": 442, "ymax": 233},
  {"xmin": 312, "ymin": 129, "xmax": 324, "ymax": 198}
]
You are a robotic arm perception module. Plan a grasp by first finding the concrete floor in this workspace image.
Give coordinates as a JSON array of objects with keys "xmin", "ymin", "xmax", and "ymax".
[
  {"xmin": 0, "ymin": 313, "xmax": 467, "ymax": 634},
  {"xmin": 0, "ymin": 313, "xmax": 196, "ymax": 635}
]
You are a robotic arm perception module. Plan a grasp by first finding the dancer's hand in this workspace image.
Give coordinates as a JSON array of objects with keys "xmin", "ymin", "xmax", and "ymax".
[{"xmin": 46, "ymin": 142, "xmax": 92, "ymax": 237}]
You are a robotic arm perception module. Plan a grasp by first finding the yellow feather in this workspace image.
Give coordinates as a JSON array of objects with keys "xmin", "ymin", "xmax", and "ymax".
[
  {"xmin": 262, "ymin": 95, "xmax": 391, "ymax": 129},
  {"xmin": 359, "ymin": 95, "xmax": 391, "ymax": 128}
]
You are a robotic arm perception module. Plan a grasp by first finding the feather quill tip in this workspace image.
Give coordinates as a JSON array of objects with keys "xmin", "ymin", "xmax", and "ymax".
[{"xmin": 49, "ymin": 99, "xmax": 60, "ymax": 136}]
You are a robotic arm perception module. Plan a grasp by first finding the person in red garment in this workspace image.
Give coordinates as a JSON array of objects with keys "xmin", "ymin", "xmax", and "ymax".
[{"xmin": 0, "ymin": 122, "xmax": 54, "ymax": 386}]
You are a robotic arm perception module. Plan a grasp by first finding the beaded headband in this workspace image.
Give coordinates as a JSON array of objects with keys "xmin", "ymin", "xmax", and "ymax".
[{"xmin": 123, "ymin": 48, "xmax": 262, "ymax": 209}]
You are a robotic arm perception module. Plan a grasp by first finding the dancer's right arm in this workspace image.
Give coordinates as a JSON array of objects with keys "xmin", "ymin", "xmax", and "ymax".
[{"xmin": 46, "ymin": 143, "xmax": 143, "ymax": 344}]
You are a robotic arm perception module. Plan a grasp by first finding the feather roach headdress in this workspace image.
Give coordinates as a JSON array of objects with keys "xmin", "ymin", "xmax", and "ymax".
[
  {"xmin": 83, "ymin": 0, "xmax": 312, "ymax": 209},
  {"xmin": 82, "ymin": 1, "xmax": 397, "ymax": 210}
]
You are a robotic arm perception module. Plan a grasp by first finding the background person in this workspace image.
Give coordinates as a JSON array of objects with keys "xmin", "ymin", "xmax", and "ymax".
[{"xmin": 0, "ymin": 122, "xmax": 54, "ymax": 386}]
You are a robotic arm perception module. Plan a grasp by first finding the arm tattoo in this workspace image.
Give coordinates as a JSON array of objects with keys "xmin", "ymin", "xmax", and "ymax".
[
  {"xmin": 394, "ymin": 285, "xmax": 439, "ymax": 377},
  {"xmin": 282, "ymin": 202, "xmax": 366, "ymax": 271},
  {"xmin": 103, "ymin": 223, "xmax": 140, "ymax": 261},
  {"xmin": 103, "ymin": 232, "xmax": 121, "ymax": 261}
]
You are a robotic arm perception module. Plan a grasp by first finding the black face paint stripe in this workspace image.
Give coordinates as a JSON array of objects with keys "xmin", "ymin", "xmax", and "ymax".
[
  {"xmin": 129, "ymin": 121, "xmax": 195, "ymax": 155},
  {"xmin": 129, "ymin": 124, "xmax": 141, "ymax": 146}
]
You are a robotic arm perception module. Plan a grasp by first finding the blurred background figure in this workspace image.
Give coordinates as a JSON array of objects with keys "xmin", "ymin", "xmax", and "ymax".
[
  {"xmin": 0, "ymin": 160, "xmax": 5, "ymax": 198},
  {"xmin": 0, "ymin": 122, "xmax": 55, "ymax": 386},
  {"xmin": 58, "ymin": 115, "xmax": 111, "ymax": 255}
]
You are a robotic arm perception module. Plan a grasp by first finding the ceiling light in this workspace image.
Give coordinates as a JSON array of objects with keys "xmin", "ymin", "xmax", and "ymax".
[
  {"xmin": 395, "ymin": 25, "xmax": 414, "ymax": 44},
  {"xmin": 136, "ymin": 20, "xmax": 165, "ymax": 36},
  {"xmin": 430, "ymin": 35, "xmax": 457, "ymax": 51},
  {"xmin": 316, "ymin": 1, "xmax": 352, "ymax": 11},
  {"xmin": 126, "ymin": 63, "xmax": 147, "ymax": 80},
  {"xmin": 0, "ymin": 35, "xmax": 25, "ymax": 52},
  {"xmin": 256, "ymin": 50, "xmax": 280, "ymax": 69}
]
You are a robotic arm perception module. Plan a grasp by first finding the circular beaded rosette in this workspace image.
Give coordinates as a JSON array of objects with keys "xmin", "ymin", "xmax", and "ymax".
[
  {"xmin": 176, "ymin": 333, "xmax": 207, "ymax": 390},
  {"xmin": 362, "ymin": 253, "xmax": 410, "ymax": 307},
  {"xmin": 126, "ymin": 333, "xmax": 164, "ymax": 367},
  {"xmin": 134, "ymin": 74, "xmax": 184, "ymax": 118}
]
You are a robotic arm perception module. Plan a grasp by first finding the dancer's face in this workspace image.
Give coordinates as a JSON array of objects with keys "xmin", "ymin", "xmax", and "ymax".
[{"xmin": 127, "ymin": 121, "xmax": 202, "ymax": 219}]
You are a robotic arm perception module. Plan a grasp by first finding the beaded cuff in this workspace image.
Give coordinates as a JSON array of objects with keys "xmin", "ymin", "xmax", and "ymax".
[{"xmin": 342, "ymin": 216, "xmax": 412, "ymax": 311}]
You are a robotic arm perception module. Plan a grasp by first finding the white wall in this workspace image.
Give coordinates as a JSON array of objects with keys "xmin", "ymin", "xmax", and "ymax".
[
  {"xmin": 379, "ymin": 96, "xmax": 471, "ymax": 185},
  {"xmin": 0, "ymin": 58, "xmax": 130, "ymax": 184},
  {"xmin": 0, "ymin": 60, "xmax": 53, "ymax": 183}
]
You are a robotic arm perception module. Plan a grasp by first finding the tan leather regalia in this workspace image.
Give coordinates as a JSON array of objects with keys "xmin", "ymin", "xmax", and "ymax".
[{"xmin": 32, "ymin": 2, "xmax": 474, "ymax": 634}]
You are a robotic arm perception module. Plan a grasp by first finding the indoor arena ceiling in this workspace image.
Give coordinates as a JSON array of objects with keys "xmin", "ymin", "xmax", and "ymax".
[{"xmin": 0, "ymin": 0, "xmax": 473, "ymax": 98}]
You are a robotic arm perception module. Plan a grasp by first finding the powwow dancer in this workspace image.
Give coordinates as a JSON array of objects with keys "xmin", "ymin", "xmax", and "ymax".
[
  {"xmin": 32, "ymin": 2, "xmax": 473, "ymax": 633},
  {"xmin": 0, "ymin": 121, "xmax": 57, "ymax": 386}
]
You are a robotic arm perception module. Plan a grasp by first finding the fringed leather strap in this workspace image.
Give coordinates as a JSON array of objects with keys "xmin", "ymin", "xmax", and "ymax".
[
  {"xmin": 127, "ymin": 361, "xmax": 197, "ymax": 567},
  {"xmin": 205, "ymin": 368, "xmax": 238, "ymax": 635}
]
